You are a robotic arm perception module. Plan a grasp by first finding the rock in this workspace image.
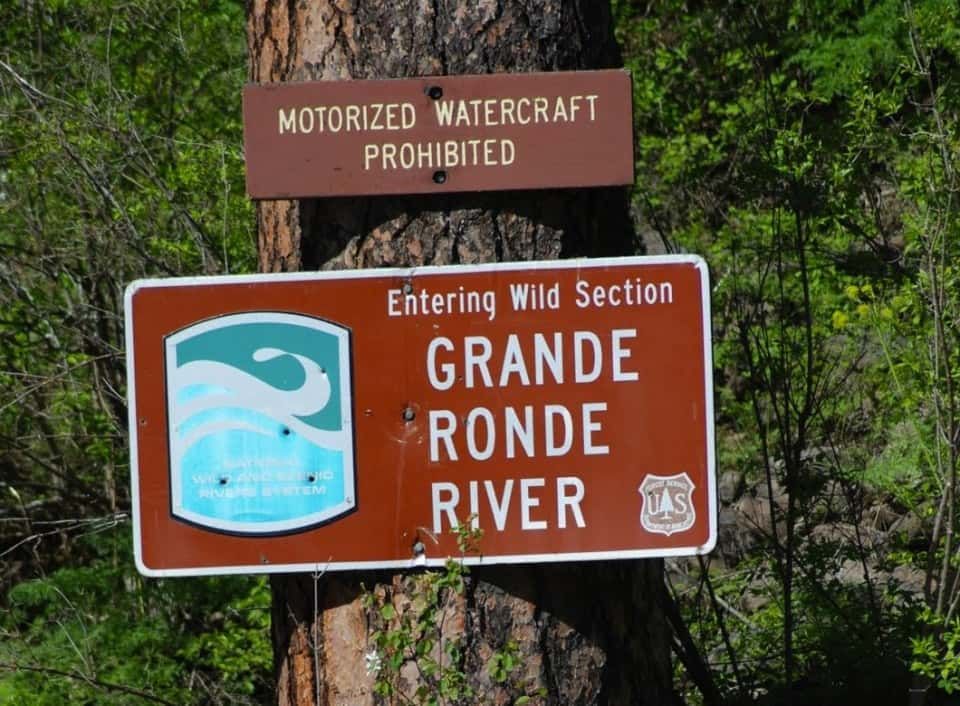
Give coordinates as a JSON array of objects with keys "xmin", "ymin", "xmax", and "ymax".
[
  {"xmin": 734, "ymin": 495, "xmax": 773, "ymax": 535},
  {"xmin": 754, "ymin": 476, "xmax": 788, "ymax": 512},
  {"xmin": 740, "ymin": 585, "xmax": 771, "ymax": 613},
  {"xmin": 866, "ymin": 502, "xmax": 901, "ymax": 531},
  {"xmin": 891, "ymin": 564, "xmax": 925, "ymax": 595},
  {"xmin": 716, "ymin": 506, "xmax": 757, "ymax": 565},
  {"xmin": 835, "ymin": 559, "xmax": 866, "ymax": 585},
  {"xmin": 808, "ymin": 522, "xmax": 886, "ymax": 551},
  {"xmin": 817, "ymin": 479, "xmax": 860, "ymax": 521},
  {"xmin": 665, "ymin": 558, "xmax": 699, "ymax": 590},
  {"xmin": 719, "ymin": 470, "xmax": 746, "ymax": 504},
  {"xmin": 890, "ymin": 511, "xmax": 927, "ymax": 548}
]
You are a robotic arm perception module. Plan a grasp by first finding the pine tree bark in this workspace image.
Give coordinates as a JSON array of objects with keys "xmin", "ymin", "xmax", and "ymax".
[{"xmin": 247, "ymin": 1, "xmax": 675, "ymax": 703}]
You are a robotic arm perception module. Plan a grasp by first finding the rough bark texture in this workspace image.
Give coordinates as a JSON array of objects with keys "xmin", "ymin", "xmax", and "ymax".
[
  {"xmin": 248, "ymin": 0, "xmax": 637, "ymax": 272},
  {"xmin": 248, "ymin": 1, "xmax": 674, "ymax": 703}
]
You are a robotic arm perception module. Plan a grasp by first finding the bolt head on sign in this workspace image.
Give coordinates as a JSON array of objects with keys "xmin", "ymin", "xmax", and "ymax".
[{"xmin": 125, "ymin": 256, "xmax": 716, "ymax": 577}]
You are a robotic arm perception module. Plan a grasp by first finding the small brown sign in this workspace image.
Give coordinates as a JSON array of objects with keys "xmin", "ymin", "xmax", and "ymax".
[
  {"xmin": 125, "ymin": 256, "xmax": 715, "ymax": 577},
  {"xmin": 242, "ymin": 70, "xmax": 633, "ymax": 199}
]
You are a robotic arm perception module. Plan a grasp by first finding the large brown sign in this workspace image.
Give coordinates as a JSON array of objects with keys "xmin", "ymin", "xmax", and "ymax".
[
  {"xmin": 125, "ymin": 256, "xmax": 715, "ymax": 577},
  {"xmin": 242, "ymin": 70, "xmax": 633, "ymax": 198}
]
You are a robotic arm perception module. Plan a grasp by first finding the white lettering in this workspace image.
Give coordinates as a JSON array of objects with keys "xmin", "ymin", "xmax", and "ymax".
[
  {"xmin": 427, "ymin": 337, "xmax": 456, "ymax": 390},
  {"xmin": 464, "ymin": 336, "xmax": 493, "ymax": 388},
  {"xmin": 279, "ymin": 108, "xmax": 296, "ymax": 134},
  {"xmin": 505, "ymin": 406, "xmax": 534, "ymax": 458},
  {"xmin": 432, "ymin": 482, "xmax": 460, "ymax": 533},
  {"xmin": 582, "ymin": 402, "xmax": 609, "ymax": 455},
  {"xmin": 585, "ymin": 95, "xmax": 598, "ymax": 120},
  {"xmin": 557, "ymin": 477, "xmax": 586, "ymax": 528},
  {"xmin": 545, "ymin": 404, "xmax": 574, "ymax": 457},
  {"xmin": 499, "ymin": 335, "xmax": 530, "ymax": 386},
  {"xmin": 574, "ymin": 331, "xmax": 602, "ymax": 383},
  {"xmin": 501, "ymin": 139, "xmax": 516, "ymax": 166},
  {"xmin": 534, "ymin": 332, "xmax": 563, "ymax": 384},
  {"xmin": 612, "ymin": 329, "xmax": 639, "ymax": 382},
  {"xmin": 466, "ymin": 407, "xmax": 496, "ymax": 461},
  {"xmin": 297, "ymin": 107, "xmax": 314, "ymax": 133},
  {"xmin": 520, "ymin": 478, "xmax": 547, "ymax": 530},
  {"xmin": 364, "ymin": 144, "xmax": 379, "ymax": 170},
  {"xmin": 434, "ymin": 100, "xmax": 455, "ymax": 126},
  {"xmin": 327, "ymin": 106, "xmax": 343, "ymax": 132},
  {"xmin": 381, "ymin": 142, "xmax": 397, "ymax": 169},
  {"xmin": 428, "ymin": 410, "xmax": 458, "ymax": 462},
  {"xmin": 486, "ymin": 480, "xmax": 514, "ymax": 531}
]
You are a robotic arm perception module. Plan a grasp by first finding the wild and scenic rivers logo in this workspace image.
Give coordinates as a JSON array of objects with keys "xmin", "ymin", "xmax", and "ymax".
[{"xmin": 164, "ymin": 312, "xmax": 355, "ymax": 534}]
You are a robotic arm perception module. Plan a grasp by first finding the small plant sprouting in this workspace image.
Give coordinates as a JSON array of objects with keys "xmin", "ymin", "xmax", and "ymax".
[{"xmin": 362, "ymin": 517, "xmax": 536, "ymax": 704}]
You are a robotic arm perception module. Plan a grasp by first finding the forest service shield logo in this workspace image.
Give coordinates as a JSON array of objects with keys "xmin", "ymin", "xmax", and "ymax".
[
  {"xmin": 164, "ymin": 312, "xmax": 355, "ymax": 535},
  {"xmin": 639, "ymin": 472, "xmax": 696, "ymax": 536}
]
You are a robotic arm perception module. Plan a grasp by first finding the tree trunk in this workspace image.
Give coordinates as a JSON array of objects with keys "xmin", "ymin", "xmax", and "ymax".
[{"xmin": 247, "ymin": 1, "xmax": 675, "ymax": 703}]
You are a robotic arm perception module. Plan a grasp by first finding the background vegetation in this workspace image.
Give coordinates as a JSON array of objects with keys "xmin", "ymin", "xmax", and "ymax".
[{"xmin": 1, "ymin": 0, "xmax": 959, "ymax": 704}]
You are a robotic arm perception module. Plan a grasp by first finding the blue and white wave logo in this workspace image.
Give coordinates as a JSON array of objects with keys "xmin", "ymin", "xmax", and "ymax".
[{"xmin": 165, "ymin": 312, "xmax": 355, "ymax": 534}]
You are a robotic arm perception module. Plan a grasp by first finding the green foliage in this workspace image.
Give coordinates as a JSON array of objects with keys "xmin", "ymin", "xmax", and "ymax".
[
  {"xmin": 178, "ymin": 578, "xmax": 272, "ymax": 700},
  {"xmin": 0, "ymin": 1, "xmax": 258, "ymax": 703},
  {"xmin": 0, "ymin": 0, "xmax": 254, "ymax": 571},
  {"xmin": 911, "ymin": 608, "xmax": 960, "ymax": 694},
  {"xmin": 3, "ymin": 0, "xmax": 960, "ymax": 703},
  {"xmin": 487, "ymin": 639, "xmax": 520, "ymax": 684},
  {"xmin": 363, "ymin": 521, "xmax": 483, "ymax": 705},
  {"xmin": 362, "ymin": 520, "xmax": 542, "ymax": 704},
  {"xmin": 618, "ymin": 0, "xmax": 960, "ymax": 702},
  {"xmin": 0, "ymin": 530, "xmax": 272, "ymax": 705}
]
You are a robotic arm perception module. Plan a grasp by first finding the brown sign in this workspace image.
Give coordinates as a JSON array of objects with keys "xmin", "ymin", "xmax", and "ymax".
[
  {"xmin": 125, "ymin": 256, "xmax": 715, "ymax": 577},
  {"xmin": 242, "ymin": 70, "xmax": 633, "ymax": 199}
]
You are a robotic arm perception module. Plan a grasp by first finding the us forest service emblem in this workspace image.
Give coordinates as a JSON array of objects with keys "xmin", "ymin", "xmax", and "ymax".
[
  {"xmin": 164, "ymin": 312, "xmax": 355, "ymax": 535},
  {"xmin": 639, "ymin": 472, "xmax": 696, "ymax": 536}
]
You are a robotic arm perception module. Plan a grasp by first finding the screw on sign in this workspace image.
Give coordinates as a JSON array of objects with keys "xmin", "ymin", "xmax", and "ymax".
[{"xmin": 125, "ymin": 256, "xmax": 716, "ymax": 577}]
